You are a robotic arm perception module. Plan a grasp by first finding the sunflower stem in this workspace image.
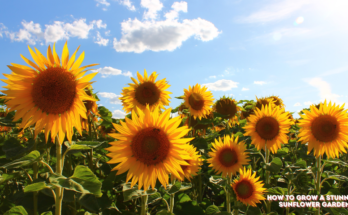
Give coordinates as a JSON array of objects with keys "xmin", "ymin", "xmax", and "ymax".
[
  {"xmin": 226, "ymin": 175, "xmax": 231, "ymax": 213},
  {"xmin": 265, "ymin": 145, "xmax": 271, "ymax": 213},
  {"xmin": 55, "ymin": 136, "xmax": 64, "ymax": 215},
  {"xmin": 169, "ymin": 175, "xmax": 176, "ymax": 213},
  {"xmin": 140, "ymin": 194, "xmax": 148, "ymax": 215},
  {"xmin": 315, "ymin": 156, "xmax": 321, "ymax": 215},
  {"xmin": 33, "ymin": 140, "xmax": 38, "ymax": 215}
]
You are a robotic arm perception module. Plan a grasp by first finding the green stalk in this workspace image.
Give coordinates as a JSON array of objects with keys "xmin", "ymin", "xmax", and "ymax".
[
  {"xmin": 88, "ymin": 115, "xmax": 92, "ymax": 139},
  {"xmin": 169, "ymin": 175, "xmax": 176, "ymax": 213},
  {"xmin": 55, "ymin": 136, "xmax": 64, "ymax": 215},
  {"xmin": 141, "ymin": 195, "xmax": 148, "ymax": 215},
  {"xmin": 265, "ymin": 144, "xmax": 271, "ymax": 213},
  {"xmin": 315, "ymin": 156, "xmax": 321, "ymax": 215},
  {"xmin": 89, "ymin": 148, "xmax": 94, "ymax": 171},
  {"xmin": 226, "ymin": 175, "xmax": 231, "ymax": 213},
  {"xmin": 33, "ymin": 140, "xmax": 38, "ymax": 215}
]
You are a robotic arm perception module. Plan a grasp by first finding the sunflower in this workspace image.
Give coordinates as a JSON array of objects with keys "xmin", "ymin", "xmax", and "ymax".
[
  {"xmin": 120, "ymin": 70, "xmax": 171, "ymax": 114},
  {"xmin": 1, "ymin": 42, "xmax": 98, "ymax": 144},
  {"xmin": 240, "ymin": 101, "xmax": 256, "ymax": 121},
  {"xmin": 178, "ymin": 103, "xmax": 188, "ymax": 118},
  {"xmin": 213, "ymin": 96, "xmax": 240, "ymax": 127},
  {"xmin": 106, "ymin": 105, "xmax": 194, "ymax": 191},
  {"xmin": 207, "ymin": 134, "xmax": 249, "ymax": 178},
  {"xmin": 244, "ymin": 105, "xmax": 291, "ymax": 154},
  {"xmin": 267, "ymin": 95, "xmax": 285, "ymax": 109},
  {"xmin": 175, "ymin": 143, "xmax": 203, "ymax": 181},
  {"xmin": 232, "ymin": 167, "xmax": 266, "ymax": 207},
  {"xmin": 83, "ymin": 86, "xmax": 100, "ymax": 117},
  {"xmin": 255, "ymin": 96, "xmax": 275, "ymax": 111},
  {"xmin": 297, "ymin": 100, "xmax": 348, "ymax": 158},
  {"xmin": 183, "ymin": 84, "xmax": 214, "ymax": 120}
]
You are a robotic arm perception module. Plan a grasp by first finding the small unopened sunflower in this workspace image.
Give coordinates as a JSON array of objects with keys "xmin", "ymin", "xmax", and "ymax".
[
  {"xmin": 183, "ymin": 84, "xmax": 214, "ymax": 120},
  {"xmin": 120, "ymin": 70, "xmax": 171, "ymax": 113},
  {"xmin": 207, "ymin": 135, "xmax": 249, "ymax": 178},
  {"xmin": 232, "ymin": 167, "xmax": 266, "ymax": 207},
  {"xmin": 176, "ymin": 143, "xmax": 203, "ymax": 181},
  {"xmin": 1, "ymin": 42, "xmax": 98, "ymax": 144},
  {"xmin": 244, "ymin": 105, "xmax": 291, "ymax": 154},
  {"xmin": 297, "ymin": 100, "xmax": 348, "ymax": 158},
  {"xmin": 213, "ymin": 96, "xmax": 240, "ymax": 127},
  {"xmin": 106, "ymin": 105, "xmax": 194, "ymax": 191}
]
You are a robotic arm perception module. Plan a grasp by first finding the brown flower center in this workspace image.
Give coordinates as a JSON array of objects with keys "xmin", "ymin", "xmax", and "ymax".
[
  {"xmin": 135, "ymin": 82, "xmax": 160, "ymax": 106},
  {"xmin": 235, "ymin": 180, "xmax": 254, "ymax": 199},
  {"xmin": 311, "ymin": 115, "xmax": 339, "ymax": 142},
  {"xmin": 31, "ymin": 67, "xmax": 76, "ymax": 114},
  {"xmin": 131, "ymin": 127, "xmax": 170, "ymax": 165},
  {"xmin": 218, "ymin": 148, "xmax": 238, "ymax": 167},
  {"xmin": 189, "ymin": 93, "xmax": 204, "ymax": 110},
  {"xmin": 216, "ymin": 100, "xmax": 237, "ymax": 119},
  {"xmin": 255, "ymin": 117, "xmax": 279, "ymax": 140}
]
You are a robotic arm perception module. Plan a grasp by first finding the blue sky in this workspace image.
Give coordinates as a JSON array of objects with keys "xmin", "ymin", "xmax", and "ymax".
[{"xmin": 1, "ymin": 0, "xmax": 348, "ymax": 119}]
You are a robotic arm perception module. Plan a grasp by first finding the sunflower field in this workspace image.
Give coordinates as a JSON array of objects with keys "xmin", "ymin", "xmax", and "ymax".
[{"xmin": 0, "ymin": 42, "xmax": 348, "ymax": 215}]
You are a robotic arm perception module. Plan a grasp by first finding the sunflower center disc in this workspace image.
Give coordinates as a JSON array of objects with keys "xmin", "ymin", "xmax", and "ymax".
[
  {"xmin": 131, "ymin": 127, "xmax": 170, "ymax": 165},
  {"xmin": 255, "ymin": 117, "xmax": 280, "ymax": 140},
  {"xmin": 218, "ymin": 148, "xmax": 238, "ymax": 167},
  {"xmin": 135, "ymin": 82, "xmax": 160, "ymax": 106},
  {"xmin": 31, "ymin": 67, "xmax": 76, "ymax": 114},
  {"xmin": 189, "ymin": 93, "xmax": 204, "ymax": 110},
  {"xmin": 311, "ymin": 115, "xmax": 339, "ymax": 142},
  {"xmin": 236, "ymin": 180, "xmax": 254, "ymax": 199},
  {"xmin": 216, "ymin": 101, "xmax": 237, "ymax": 119}
]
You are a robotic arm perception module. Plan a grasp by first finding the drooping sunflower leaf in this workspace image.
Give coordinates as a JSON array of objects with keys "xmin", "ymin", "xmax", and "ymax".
[
  {"xmin": 0, "ymin": 150, "xmax": 40, "ymax": 169},
  {"xmin": 24, "ymin": 181, "xmax": 51, "ymax": 193},
  {"xmin": 4, "ymin": 205, "xmax": 28, "ymax": 215}
]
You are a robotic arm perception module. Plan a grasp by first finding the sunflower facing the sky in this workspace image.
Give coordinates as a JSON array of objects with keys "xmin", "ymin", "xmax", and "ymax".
[
  {"xmin": 175, "ymin": 143, "xmax": 203, "ymax": 181},
  {"xmin": 297, "ymin": 100, "xmax": 348, "ymax": 158},
  {"xmin": 213, "ymin": 96, "xmax": 240, "ymax": 127},
  {"xmin": 267, "ymin": 95, "xmax": 285, "ymax": 109},
  {"xmin": 232, "ymin": 167, "xmax": 266, "ymax": 207},
  {"xmin": 120, "ymin": 70, "xmax": 171, "ymax": 114},
  {"xmin": 255, "ymin": 96, "xmax": 275, "ymax": 111},
  {"xmin": 244, "ymin": 105, "xmax": 291, "ymax": 154},
  {"xmin": 1, "ymin": 42, "xmax": 98, "ymax": 144},
  {"xmin": 183, "ymin": 84, "xmax": 214, "ymax": 120},
  {"xmin": 106, "ymin": 105, "xmax": 194, "ymax": 191},
  {"xmin": 207, "ymin": 135, "xmax": 249, "ymax": 178}
]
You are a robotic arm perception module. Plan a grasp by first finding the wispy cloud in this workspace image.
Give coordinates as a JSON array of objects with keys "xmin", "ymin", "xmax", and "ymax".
[
  {"xmin": 98, "ymin": 92, "xmax": 122, "ymax": 104},
  {"xmin": 94, "ymin": 31, "xmax": 109, "ymax": 46},
  {"xmin": 112, "ymin": 110, "xmax": 127, "ymax": 119},
  {"xmin": 254, "ymin": 81, "xmax": 266, "ymax": 85},
  {"xmin": 119, "ymin": 0, "xmax": 136, "ymax": 11},
  {"xmin": 203, "ymin": 79, "xmax": 238, "ymax": 91},
  {"xmin": 236, "ymin": 0, "xmax": 313, "ymax": 24},
  {"xmin": 241, "ymin": 87, "xmax": 249, "ymax": 91},
  {"xmin": 320, "ymin": 65, "xmax": 348, "ymax": 77},
  {"xmin": 94, "ymin": 66, "xmax": 132, "ymax": 78},
  {"xmin": 305, "ymin": 77, "xmax": 342, "ymax": 104},
  {"xmin": 294, "ymin": 102, "xmax": 301, "ymax": 106}
]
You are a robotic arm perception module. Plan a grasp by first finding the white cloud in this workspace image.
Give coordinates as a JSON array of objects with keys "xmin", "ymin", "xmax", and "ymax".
[
  {"xmin": 91, "ymin": 20, "xmax": 107, "ymax": 29},
  {"xmin": 94, "ymin": 66, "xmax": 132, "ymax": 78},
  {"xmin": 98, "ymin": 92, "xmax": 122, "ymax": 104},
  {"xmin": 95, "ymin": 0, "xmax": 110, "ymax": 7},
  {"xmin": 286, "ymin": 59, "xmax": 310, "ymax": 67},
  {"xmin": 113, "ymin": 18, "xmax": 221, "ymax": 53},
  {"xmin": 209, "ymin": 75, "xmax": 216, "ymax": 79},
  {"xmin": 170, "ymin": 112, "xmax": 179, "ymax": 118},
  {"xmin": 294, "ymin": 102, "xmax": 301, "ymax": 106},
  {"xmin": 203, "ymin": 79, "xmax": 238, "ymax": 91},
  {"xmin": 254, "ymin": 81, "xmax": 266, "ymax": 85},
  {"xmin": 304, "ymin": 101, "xmax": 313, "ymax": 106},
  {"xmin": 141, "ymin": 0, "xmax": 164, "ymax": 20},
  {"xmin": 94, "ymin": 31, "xmax": 109, "ymax": 46},
  {"xmin": 119, "ymin": 0, "xmax": 136, "ymax": 11},
  {"xmin": 237, "ymin": 0, "xmax": 313, "ymax": 24},
  {"xmin": 105, "ymin": 30, "xmax": 111, "ymax": 36},
  {"xmin": 112, "ymin": 110, "xmax": 127, "ymax": 119},
  {"xmin": 241, "ymin": 87, "xmax": 249, "ymax": 91},
  {"xmin": 165, "ymin": 1, "xmax": 188, "ymax": 20},
  {"xmin": 0, "ymin": 19, "xmax": 107, "ymax": 44},
  {"xmin": 306, "ymin": 77, "xmax": 342, "ymax": 104}
]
